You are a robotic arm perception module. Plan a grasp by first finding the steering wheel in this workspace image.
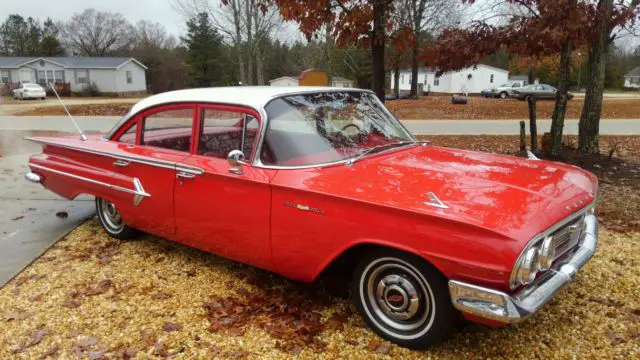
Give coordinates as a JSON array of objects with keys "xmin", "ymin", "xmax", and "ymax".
[{"xmin": 341, "ymin": 123, "xmax": 362, "ymax": 134}]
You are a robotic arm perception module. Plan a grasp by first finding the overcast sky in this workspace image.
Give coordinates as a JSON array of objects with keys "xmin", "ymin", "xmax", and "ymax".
[{"xmin": 2, "ymin": 0, "xmax": 186, "ymax": 37}]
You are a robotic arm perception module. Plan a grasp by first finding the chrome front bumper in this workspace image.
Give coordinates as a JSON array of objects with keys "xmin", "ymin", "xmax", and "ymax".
[{"xmin": 448, "ymin": 214, "xmax": 598, "ymax": 323}]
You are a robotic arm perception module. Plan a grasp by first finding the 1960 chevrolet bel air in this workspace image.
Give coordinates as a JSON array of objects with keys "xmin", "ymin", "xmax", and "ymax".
[{"xmin": 25, "ymin": 87, "xmax": 598, "ymax": 349}]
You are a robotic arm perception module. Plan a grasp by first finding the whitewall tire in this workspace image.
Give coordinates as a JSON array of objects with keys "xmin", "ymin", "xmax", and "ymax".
[
  {"xmin": 352, "ymin": 248, "xmax": 458, "ymax": 349},
  {"xmin": 95, "ymin": 197, "xmax": 140, "ymax": 240}
]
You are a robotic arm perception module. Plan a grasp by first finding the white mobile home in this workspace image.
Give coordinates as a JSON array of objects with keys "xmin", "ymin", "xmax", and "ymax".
[
  {"xmin": 624, "ymin": 67, "xmax": 640, "ymax": 89},
  {"xmin": 0, "ymin": 56, "xmax": 147, "ymax": 95},
  {"xmin": 390, "ymin": 64, "xmax": 509, "ymax": 94}
]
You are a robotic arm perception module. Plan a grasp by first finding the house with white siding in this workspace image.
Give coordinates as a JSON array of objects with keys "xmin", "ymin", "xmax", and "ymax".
[
  {"xmin": 624, "ymin": 67, "xmax": 640, "ymax": 89},
  {"xmin": 390, "ymin": 64, "xmax": 509, "ymax": 94},
  {"xmin": 0, "ymin": 57, "xmax": 147, "ymax": 95}
]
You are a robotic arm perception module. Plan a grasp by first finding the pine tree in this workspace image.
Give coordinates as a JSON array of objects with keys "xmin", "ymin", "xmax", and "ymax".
[
  {"xmin": 181, "ymin": 13, "xmax": 224, "ymax": 87},
  {"xmin": 40, "ymin": 18, "xmax": 65, "ymax": 56}
]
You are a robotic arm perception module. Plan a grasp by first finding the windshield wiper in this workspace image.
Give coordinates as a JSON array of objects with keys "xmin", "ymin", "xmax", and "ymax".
[{"xmin": 346, "ymin": 141, "xmax": 421, "ymax": 166}]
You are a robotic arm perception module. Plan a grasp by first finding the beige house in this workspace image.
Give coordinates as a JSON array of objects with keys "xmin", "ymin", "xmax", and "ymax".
[{"xmin": 268, "ymin": 74, "xmax": 355, "ymax": 88}]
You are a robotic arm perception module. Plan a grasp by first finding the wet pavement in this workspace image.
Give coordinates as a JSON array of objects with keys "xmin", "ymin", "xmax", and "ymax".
[{"xmin": 0, "ymin": 130, "xmax": 93, "ymax": 286}]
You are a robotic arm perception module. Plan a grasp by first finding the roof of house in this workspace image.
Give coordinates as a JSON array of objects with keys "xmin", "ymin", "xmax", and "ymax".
[
  {"xmin": 268, "ymin": 76, "xmax": 299, "ymax": 83},
  {"xmin": 128, "ymin": 87, "xmax": 371, "ymax": 116},
  {"xmin": 396, "ymin": 64, "xmax": 508, "ymax": 74},
  {"xmin": 625, "ymin": 67, "xmax": 640, "ymax": 77},
  {"xmin": 0, "ymin": 57, "xmax": 147, "ymax": 70}
]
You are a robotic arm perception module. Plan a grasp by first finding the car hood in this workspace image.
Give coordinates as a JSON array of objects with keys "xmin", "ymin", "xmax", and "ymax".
[{"xmin": 298, "ymin": 145, "xmax": 597, "ymax": 241}]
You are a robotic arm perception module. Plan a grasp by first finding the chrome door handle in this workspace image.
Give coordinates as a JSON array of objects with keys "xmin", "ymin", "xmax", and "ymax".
[
  {"xmin": 176, "ymin": 172, "xmax": 196, "ymax": 179},
  {"xmin": 113, "ymin": 159, "xmax": 130, "ymax": 167}
]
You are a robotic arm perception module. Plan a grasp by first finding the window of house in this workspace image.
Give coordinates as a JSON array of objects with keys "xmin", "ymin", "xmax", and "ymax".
[
  {"xmin": 126, "ymin": 70, "xmax": 132, "ymax": 84},
  {"xmin": 46, "ymin": 70, "xmax": 53, "ymax": 83},
  {"xmin": 37, "ymin": 71, "xmax": 46, "ymax": 85},
  {"xmin": 631, "ymin": 77, "xmax": 640, "ymax": 85},
  {"xmin": 117, "ymin": 122, "xmax": 138, "ymax": 144},
  {"xmin": 77, "ymin": 70, "xmax": 88, "ymax": 84},
  {"xmin": 400, "ymin": 74, "xmax": 404, "ymax": 84},
  {"xmin": 141, "ymin": 108, "xmax": 194, "ymax": 152},
  {"xmin": 54, "ymin": 70, "xmax": 65, "ymax": 84},
  {"xmin": 423, "ymin": 74, "xmax": 428, "ymax": 84},
  {"xmin": 490, "ymin": 74, "xmax": 494, "ymax": 83},
  {"xmin": 434, "ymin": 77, "xmax": 440, "ymax": 86},
  {"xmin": 198, "ymin": 109, "xmax": 259, "ymax": 159},
  {"xmin": 0, "ymin": 70, "xmax": 9, "ymax": 83}
]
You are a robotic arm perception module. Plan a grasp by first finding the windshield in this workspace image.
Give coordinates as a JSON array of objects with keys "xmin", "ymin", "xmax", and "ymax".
[{"xmin": 260, "ymin": 91, "xmax": 414, "ymax": 167}]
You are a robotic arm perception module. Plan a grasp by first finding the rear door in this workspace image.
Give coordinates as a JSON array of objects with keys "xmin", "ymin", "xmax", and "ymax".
[
  {"xmin": 107, "ymin": 104, "xmax": 196, "ymax": 238},
  {"xmin": 173, "ymin": 104, "xmax": 276, "ymax": 270}
]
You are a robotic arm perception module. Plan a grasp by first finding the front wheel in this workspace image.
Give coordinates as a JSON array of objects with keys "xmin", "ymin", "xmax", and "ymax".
[
  {"xmin": 499, "ymin": 91, "xmax": 508, "ymax": 99},
  {"xmin": 95, "ymin": 197, "xmax": 139, "ymax": 239},
  {"xmin": 352, "ymin": 249, "xmax": 458, "ymax": 349}
]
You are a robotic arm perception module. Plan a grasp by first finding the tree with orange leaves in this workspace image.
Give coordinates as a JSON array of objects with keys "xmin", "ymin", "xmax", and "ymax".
[
  {"xmin": 421, "ymin": 0, "xmax": 639, "ymax": 156},
  {"xmin": 263, "ymin": 0, "xmax": 394, "ymax": 102}
]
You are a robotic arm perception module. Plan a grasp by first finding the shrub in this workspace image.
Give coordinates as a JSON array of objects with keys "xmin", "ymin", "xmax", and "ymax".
[{"xmin": 81, "ymin": 82, "xmax": 101, "ymax": 97}]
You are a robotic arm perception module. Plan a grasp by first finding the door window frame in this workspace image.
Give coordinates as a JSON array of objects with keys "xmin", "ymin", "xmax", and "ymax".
[
  {"xmin": 194, "ymin": 103, "xmax": 262, "ymax": 163},
  {"xmin": 110, "ymin": 103, "xmax": 198, "ymax": 154}
]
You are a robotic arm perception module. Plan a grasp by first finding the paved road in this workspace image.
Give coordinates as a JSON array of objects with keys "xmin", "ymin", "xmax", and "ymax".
[
  {"xmin": 0, "ymin": 131, "xmax": 93, "ymax": 286},
  {"xmin": 2, "ymin": 116, "xmax": 640, "ymax": 135}
]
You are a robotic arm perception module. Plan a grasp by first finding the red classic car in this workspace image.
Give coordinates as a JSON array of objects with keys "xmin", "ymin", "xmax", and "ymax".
[{"xmin": 25, "ymin": 87, "xmax": 598, "ymax": 349}]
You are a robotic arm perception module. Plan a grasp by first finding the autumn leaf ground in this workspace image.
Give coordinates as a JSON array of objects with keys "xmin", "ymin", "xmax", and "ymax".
[{"xmin": 1, "ymin": 136, "xmax": 639, "ymax": 359}]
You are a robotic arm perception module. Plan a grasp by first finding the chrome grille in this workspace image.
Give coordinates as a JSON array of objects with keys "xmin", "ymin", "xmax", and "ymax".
[{"xmin": 551, "ymin": 215, "xmax": 586, "ymax": 259}]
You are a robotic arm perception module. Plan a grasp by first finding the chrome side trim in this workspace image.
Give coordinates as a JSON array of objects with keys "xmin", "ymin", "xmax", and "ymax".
[
  {"xmin": 29, "ymin": 163, "xmax": 151, "ymax": 206},
  {"xmin": 449, "ymin": 214, "xmax": 598, "ymax": 323},
  {"xmin": 24, "ymin": 137, "xmax": 204, "ymax": 175}
]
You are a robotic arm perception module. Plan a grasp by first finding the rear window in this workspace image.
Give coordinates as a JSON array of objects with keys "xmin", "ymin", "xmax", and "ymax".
[{"xmin": 26, "ymin": 84, "xmax": 42, "ymax": 89}]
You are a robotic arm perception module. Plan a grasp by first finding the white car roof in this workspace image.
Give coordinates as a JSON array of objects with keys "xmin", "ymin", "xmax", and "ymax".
[{"xmin": 129, "ymin": 86, "xmax": 371, "ymax": 115}]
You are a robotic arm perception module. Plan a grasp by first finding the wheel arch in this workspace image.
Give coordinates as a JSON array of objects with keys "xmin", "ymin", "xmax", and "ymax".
[{"xmin": 312, "ymin": 239, "xmax": 449, "ymax": 283}]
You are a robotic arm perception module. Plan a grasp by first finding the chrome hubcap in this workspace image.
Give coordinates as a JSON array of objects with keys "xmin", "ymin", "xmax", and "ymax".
[
  {"xmin": 376, "ymin": 274, "xmax": 420, "ymax": 320},
  {"xmin": 99, "ymin": 198, "xmax": 123, "ymax": 232},
  {"xmin": 365, "ymin": 262, "xmax": 431, "ymax": 333}
]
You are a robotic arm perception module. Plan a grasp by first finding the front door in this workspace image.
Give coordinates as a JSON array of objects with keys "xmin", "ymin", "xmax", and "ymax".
[{"xmin": 173, "ymin": 104, "xmax": 276, "ymax": 270}]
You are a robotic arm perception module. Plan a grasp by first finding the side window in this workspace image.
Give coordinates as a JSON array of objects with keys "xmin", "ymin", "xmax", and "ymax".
[
  {"xmin": 512, "ymin": 83, "xmax": 520, "ymax": 88},
  {"xmin": 141, "ymin": 108, "xmax": 194, "ymax": 152},
  {"xmin": 117, "ymin": 122, "xmax": 138, "ymax": 144},
  {"xmin": 198, "ymin": 108, "xmax": 259, "ymax": 160}
]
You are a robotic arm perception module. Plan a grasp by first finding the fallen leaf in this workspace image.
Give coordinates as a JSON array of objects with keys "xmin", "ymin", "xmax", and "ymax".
[
  {"xmin": 39, "ymin": 344, "xmax": 58, "ymax": 359},
  {"xmin": 163, "ymin": 322, "xmax": 182, "ymax": 332},
  {"xmin": 12, "ymin": 215, "xmax": 24, "ymax": 221}
]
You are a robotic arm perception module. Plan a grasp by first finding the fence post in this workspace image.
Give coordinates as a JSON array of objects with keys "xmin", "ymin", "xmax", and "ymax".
[{"xmin": 519, "ymin": 120, "xmax": 526, "ymax": 151}]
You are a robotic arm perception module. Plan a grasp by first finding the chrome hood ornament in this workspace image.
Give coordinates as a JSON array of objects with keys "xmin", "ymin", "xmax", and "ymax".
[{"xmin": 425, "ymin": 192, "xmax": 449, "ymax": 209}]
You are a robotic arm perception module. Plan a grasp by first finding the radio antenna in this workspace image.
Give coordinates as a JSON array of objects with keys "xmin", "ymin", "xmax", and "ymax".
[{"xmin": 48, "ymin": 82, "xmax": 87, "ymax": 141}]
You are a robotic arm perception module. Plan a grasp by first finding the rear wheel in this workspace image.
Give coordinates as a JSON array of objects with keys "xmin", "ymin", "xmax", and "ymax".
[
  {"xmin": 95, "ymin": 197, "xmax": 139, "ymax": 239},
  {"xmin": 352, "ymin": 248, "xmax": 458, "ymax": 349}
]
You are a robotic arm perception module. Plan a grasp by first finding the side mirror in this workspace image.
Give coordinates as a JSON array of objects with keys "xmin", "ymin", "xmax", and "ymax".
[{"xmin": 227, "ymin": 149, "xmax": 247, "ymax": 174}]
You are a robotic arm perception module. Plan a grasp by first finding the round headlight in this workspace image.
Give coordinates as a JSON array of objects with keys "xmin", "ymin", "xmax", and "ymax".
[
  {"xmin": 538, "ymin": 236, "xmax": 556, "ymax": 271},
  {"xmin": 517, "ymin": 247, "xmax": 540, "ymax": 285}
]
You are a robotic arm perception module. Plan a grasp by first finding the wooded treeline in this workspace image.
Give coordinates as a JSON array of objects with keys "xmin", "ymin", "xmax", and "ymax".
[{"xmin": 0, "ymin": 9, "xmax": 373, "ymax": 93}]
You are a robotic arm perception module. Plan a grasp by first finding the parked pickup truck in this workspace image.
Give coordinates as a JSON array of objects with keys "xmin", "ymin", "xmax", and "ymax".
[{"xmin": 481, "ymin": 80, "xmax": 528, "ymax": 99}]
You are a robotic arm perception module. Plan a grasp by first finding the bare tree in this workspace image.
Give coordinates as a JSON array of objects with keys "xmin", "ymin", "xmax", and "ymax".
[
  {"xmin": 59, "ymin": 9, "xmax": 134, "ymax": 56},
  {"xmin": 405, "ymin": 0, "xmax": 461, "ymax": 97},
  {"xmin": 172, "ymin": 0, "xmax": 284, "ymax": 85}
]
